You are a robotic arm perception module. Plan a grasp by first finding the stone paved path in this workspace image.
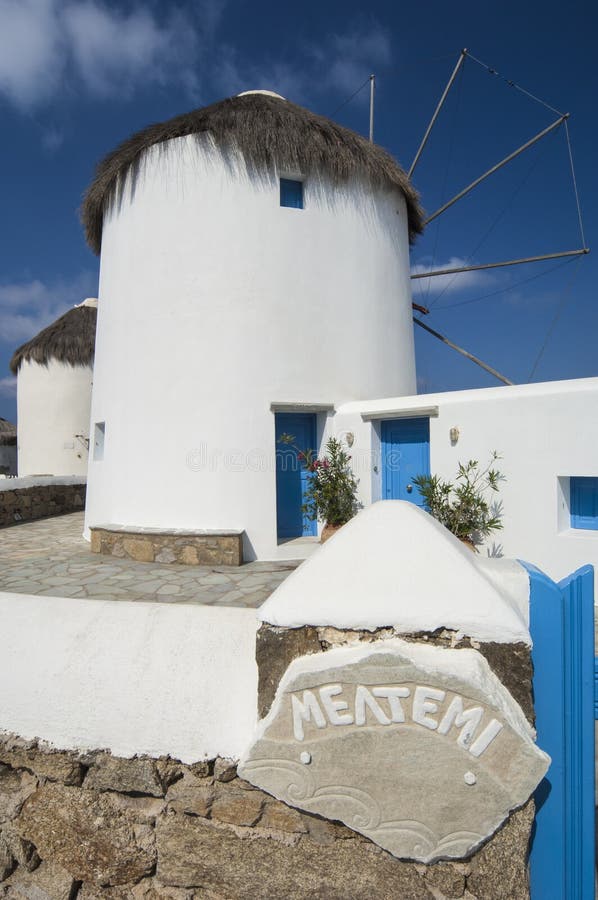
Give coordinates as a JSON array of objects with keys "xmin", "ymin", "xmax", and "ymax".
[{"xmin": 0, "ymin": 513, "xmax": 300, "ymax": 607}]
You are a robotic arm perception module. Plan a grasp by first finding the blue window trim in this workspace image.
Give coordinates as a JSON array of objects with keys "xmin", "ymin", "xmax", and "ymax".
[
  {"xmin": 570, "ymin": 476, "xmax": 598, "ymax": 530},
  {"xmin": 280, "ymin": 178, "xmax": 303, "ymax": 209}
]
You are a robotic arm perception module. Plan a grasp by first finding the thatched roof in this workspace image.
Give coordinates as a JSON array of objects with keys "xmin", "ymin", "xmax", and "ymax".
[
  {"xmin": 10, "ymin": 304, "xmax": 97, "ymax": 375},
  {"xmin": 82, "ymin": 91, "xmax": 424, "ymax": 255},
  {"xmin": 0, "ymin": 418, "xmax": 16, "ymax": 447}
]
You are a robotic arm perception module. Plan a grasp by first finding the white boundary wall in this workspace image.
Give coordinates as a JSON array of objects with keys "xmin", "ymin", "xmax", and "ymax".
[
  {"xmin": 85, "ymin": 135, "xmax": 416, "ymax": 560},
  {"xmin": 336, "ymin": 377, "xmax": 598, "ymax": 591},
  {"xmin": 17, "ymin": 359, "xmax": 92, "ymax": 477},
  {"xmin": 0, "ymin": 594, "xmax": 258, "ymax": 762}
]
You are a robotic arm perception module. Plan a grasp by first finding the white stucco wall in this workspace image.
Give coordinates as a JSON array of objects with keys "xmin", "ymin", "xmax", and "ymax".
[
  {"xmin": 0, "ymin": 594, "xmax": 258, "ymax": 762},
  {"xmin": 85, "ymin": 133, "xmax": 416, "ymax": 559},
  {"xmin": 260, "ymin": 501, "xmax": 531, "ymax": 643},
  {"xmin": 335, "ymin": 377, "xmax": 598, "ymax": 591},
  {"xmin": 17, "ymin": 359, "xmax": 92, "ymax": 477}
]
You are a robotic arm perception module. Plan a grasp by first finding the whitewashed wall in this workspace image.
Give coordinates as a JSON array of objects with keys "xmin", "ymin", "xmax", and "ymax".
[
  {"xmin": 85, "ymin": 134, "xmax": 416, "ymax": 559},
  {"xmin": 0, "ymin": 594, "xmax": 258, "ymax": 762},
  {"xmin": 336, "ymin": 377, "xmax": 598, "ymax": 591},
  {"xmin": 17, "ymin": 359, "xmax": 92, "ymax": 477}
]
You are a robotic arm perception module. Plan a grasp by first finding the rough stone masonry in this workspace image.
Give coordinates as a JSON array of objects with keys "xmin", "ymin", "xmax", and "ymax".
[
  {"xmin": 0, "ymin": 731, "xmax": 533, "ymax": 899},
  {"xmin": 239, "ymin": 636, "xmax": 548, "ymax": 865},
  {"xmin": 0, "ymin": 482, "xmax": 86, "ymax": 528}
]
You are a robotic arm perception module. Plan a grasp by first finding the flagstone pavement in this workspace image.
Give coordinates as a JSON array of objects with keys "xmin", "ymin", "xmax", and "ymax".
[{"xmin": 0, "ymin": 513, "xmax": 300, "ymax": 607}]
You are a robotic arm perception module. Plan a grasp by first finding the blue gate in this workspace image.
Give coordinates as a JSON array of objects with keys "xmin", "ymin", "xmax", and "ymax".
[{"xmin": 524, "ymin": 562, "xmax": 595, "ymax": 899}]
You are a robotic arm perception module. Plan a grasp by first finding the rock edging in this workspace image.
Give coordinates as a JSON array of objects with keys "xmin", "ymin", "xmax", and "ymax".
[
  {"xmin": 0, "ymin": 733, "xmax": 533, "ymax": 899},
  {"xmin": 0, "ymin": 482, "xmax": 86, "ymax": 528}
]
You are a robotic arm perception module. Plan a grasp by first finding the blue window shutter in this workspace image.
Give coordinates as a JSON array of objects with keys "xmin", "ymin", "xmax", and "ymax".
[
  {"xmin": 280, "ymin": 178, "xmax": 303, "ymax": 209},
  {"xmin": 571, "ymin": 477, "xmax": 598, "ymax": 530}
]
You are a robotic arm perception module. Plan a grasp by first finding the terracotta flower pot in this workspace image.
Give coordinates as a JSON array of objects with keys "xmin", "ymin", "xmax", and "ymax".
[
  {"xmin": 321, "ymin": 523, "xmax": 343, "ymax": 543},
  {"xmin": 459, "ymin": 537, "xmax": 477, "ymax": 552}
]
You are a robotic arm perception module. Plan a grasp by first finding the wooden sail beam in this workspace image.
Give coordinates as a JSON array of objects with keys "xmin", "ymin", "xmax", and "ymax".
[
  {"xmin": 412, "ymin": 301, "xmax": 430, "ymax": 314},
  {"xmin": 413, "ymin": 317, "xmax": 514, "ymax": 386},
  {"xmin": 410, "ymin": 248, "xmax": 589, "ymax": 280},
  {"xmin": 424, "ymin": 114, "xmax": 568, "ymax": 226},
  {"xmin": 408, "ymin": 49, "xmax": 467, "ymax": 179}
]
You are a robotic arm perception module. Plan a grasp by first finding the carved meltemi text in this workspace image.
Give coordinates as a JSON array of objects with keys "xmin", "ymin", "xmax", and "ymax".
[{"xmin": 290, "ymin": 682, "xmax": 504, "ymax": 757}]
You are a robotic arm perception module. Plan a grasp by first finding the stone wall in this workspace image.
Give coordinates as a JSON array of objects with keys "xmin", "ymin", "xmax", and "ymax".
[
  {"xmin": 0, "ymin": 732, "xmax": 533, "ymax": 899},
  {"xmin": 256, "ymin": 624, "xmax": 535, "ymax": 724},
  {"xmin": 90, "ymin": 526, "xmax": 243, "ymax": 567},
  {"xmin": 0, "ymin": 482, "xmax": 86, "ymax": 528}
]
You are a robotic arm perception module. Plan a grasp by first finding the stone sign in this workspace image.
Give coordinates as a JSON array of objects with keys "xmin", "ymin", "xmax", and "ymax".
[{"xmin": 238, "ymin": 638, "xmax": 550, "ymax": 863}]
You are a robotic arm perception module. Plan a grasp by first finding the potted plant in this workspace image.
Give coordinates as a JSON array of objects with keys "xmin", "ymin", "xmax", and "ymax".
[
  {"xmin": 412, "ymin": 452, "xmax": 504, "ymax": 550},
  {"xmin": 278, "ymin": 434, "xmax": 360, "ymax": 542},
  {"xmin": 300, "ymin": 437, "xmax": 360, "ymax": 541}
]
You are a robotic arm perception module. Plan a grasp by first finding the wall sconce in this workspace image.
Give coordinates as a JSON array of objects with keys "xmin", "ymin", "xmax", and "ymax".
[
  {"xmin": 449, "ymin": 426, "xmax": 460, "ymax": 446},
  {"xmin": 344, "ymin": 432, "xmax": 355, "ymax": 448}
]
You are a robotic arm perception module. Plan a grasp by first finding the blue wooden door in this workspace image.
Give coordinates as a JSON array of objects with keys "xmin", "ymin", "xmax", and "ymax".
[
  {"xmin": 525, "ymin": 562, "xmax": 595, "ymax": 899},
  {"xmin": 381, "ymin": 418, "xmax": 430, "ymax": 505},
  {"xmin": 275, "ymin": 413, "xmax": 317, "ymax": 540}
]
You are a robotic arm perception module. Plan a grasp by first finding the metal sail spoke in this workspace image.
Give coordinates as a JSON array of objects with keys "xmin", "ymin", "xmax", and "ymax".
[
  {"xmin": 413, "ymin": 317, "xmax": 514, "ymax": 386},
  {"xmin": 408, "ymin": 49, "xmax": 467, "ymax": 179},
  {"xmin": 411, "ymin": 248, "xmax": 589, "ymax": 281},
  {"xmin": 423, "ymin": 115, "xmax": 568, "ymax": 226}
]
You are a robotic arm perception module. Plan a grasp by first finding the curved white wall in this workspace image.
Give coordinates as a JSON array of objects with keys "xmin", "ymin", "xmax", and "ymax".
[
  {"xmin": 86, "ymin": 137, "xmax": 415, "ymax": 558},
  {"xmin": 86, "ymin": 134, "xmax": 416, "ymax": 559},
  {"xmin": 17, "ymin": 359, "xmax": 92, "ymax": 476}
]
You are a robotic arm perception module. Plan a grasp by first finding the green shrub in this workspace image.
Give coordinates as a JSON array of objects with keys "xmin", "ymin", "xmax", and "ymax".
[{"xmin": 412, "ymin": 452, "xmax": 504, "ymax": 548}]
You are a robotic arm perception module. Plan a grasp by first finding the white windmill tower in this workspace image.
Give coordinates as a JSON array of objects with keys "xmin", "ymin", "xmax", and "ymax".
[{"xmin": 81, "ymin": 91, "xmax": 423, "ymax": 561}]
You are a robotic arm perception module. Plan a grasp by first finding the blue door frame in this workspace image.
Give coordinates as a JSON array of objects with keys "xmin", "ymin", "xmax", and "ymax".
[
  {"xmin": 381, "ymin": 417, "xmax": 430, "ymax": 506},
  {"xmin": 275, "ymin": 413, "xmax": 317, "ymax": 540},
  {"xmin": 525, "ymin": 562, "xmax": 595, "ymax": 899}
]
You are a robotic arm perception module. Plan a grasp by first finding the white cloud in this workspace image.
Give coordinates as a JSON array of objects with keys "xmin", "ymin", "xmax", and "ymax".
[
  {"xmin": 0, "ymin": 0, "xmax": 63, "ymax": 107},
  {"xmin": 0, "ymin": 376, "xmax": 17, "ymax": 397},
  {"xmin": 0, "ymin": 0, "xmax": 199, "ymax": 109},
  {"xmin": 322, "ymin": 24, "xmax": 391, "ymax": 96},
  {"xmin": 212, "ymin": 47, "xmax": 309, "ymax": 101},
  {"xmin": 41, "ymin": 126, "xmax": 64, "ymax": 151},
  {"xmin": 63, "ymin": 2, "xmax": 198, "ymax": 98},
  {"xmin": 210, "ymin": 21, "xmax": 392, "ymax": 106},
  {"xmin": 0, "ymin": 272, "xmax": 96, "ymax": 344},
  {"xmin": 410, "ymin": 257, "xmax": 494, "ymax": 296},
  {"xmin": 0, "ymin": 2, "xmax": 392, "ymax": 130}
]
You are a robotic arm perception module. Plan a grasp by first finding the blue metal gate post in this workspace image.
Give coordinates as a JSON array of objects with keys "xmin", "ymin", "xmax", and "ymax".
[
  {"xmin": 526, "ymin": 564, "xmax": 567, "ymax": 898},
  {"xmin": 524, "ymin": 562, "xmax": 595, "ymax": 900},
  {"xmin": 560, "ymin": 565, "xmax": 595, "ymax": 900}
]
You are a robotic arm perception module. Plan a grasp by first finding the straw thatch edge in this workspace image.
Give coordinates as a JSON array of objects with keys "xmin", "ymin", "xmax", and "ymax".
[
  {"xmin": 82, "ymin": 93, "xmax": 424, "ymax": 254},
  {"xmin": 10, "ymin": 306, "xmax": 97, "ymax": 375}
]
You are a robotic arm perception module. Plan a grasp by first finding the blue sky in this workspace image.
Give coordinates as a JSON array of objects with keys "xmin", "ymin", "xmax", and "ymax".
[{"xmin": 0, "ymin": 0, "xmax": 596, "ymax": 421}]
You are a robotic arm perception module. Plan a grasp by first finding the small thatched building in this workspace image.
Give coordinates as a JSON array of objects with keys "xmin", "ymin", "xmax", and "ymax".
[
  {"xmin": 82, "ymin": 90, "xmax": 422, "ymax": 561},
  {"xmin": 10, "ymin": 299, "xmax": 97, "ymax": 477},
  {"xmin": 0, "ymin": 418, "xmax": 17, "ymax": 476}
]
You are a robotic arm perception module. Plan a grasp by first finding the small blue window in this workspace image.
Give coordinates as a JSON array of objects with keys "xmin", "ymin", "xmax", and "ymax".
[
  {"xmin": 280, "ymin": 178, "xmax": 303, "ymax": 209},
  {"xmin": 570, "ymin": 477, "xmax": 598, "ymax": 530}
]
